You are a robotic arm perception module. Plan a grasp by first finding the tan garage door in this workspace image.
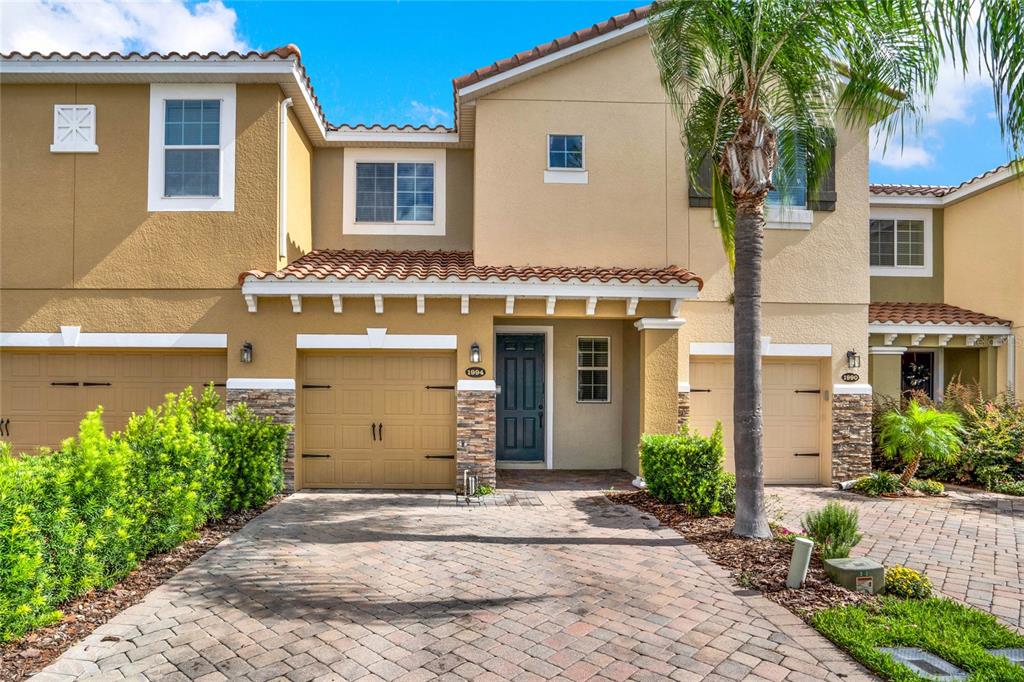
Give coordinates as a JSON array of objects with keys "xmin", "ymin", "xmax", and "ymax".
[
  {"xmin": 299, "ymin": 351, "xmax": 456, "ymax": 490},
  {"xmin": 0, "ymin": 350, "xmax": 226, "ymax": 454},
  {"xmin": 689, "ymin": 357, "xmax": 823, "ymax": 484}
]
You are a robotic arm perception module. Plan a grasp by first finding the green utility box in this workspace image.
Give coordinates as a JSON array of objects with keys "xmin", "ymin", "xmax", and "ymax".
[{"xmin": 824, "ymin": 557, "xmax": 885, "ymax": 595}]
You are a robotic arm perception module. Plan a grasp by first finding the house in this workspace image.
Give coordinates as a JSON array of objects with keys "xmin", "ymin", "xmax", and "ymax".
[
  {"xmin": 868, "ymin": 164, "xmax": 1021, "ymax": 402},
  {"xmin": 0, "ymin": 6, "xmax": 873, "ymax": 491}
]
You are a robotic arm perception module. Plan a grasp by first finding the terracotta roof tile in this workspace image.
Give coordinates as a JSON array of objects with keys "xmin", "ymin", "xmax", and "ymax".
[
  {"xmin": 452, "ymin": 5, "xmax": 652, "ymax": 90},
  {"xmin": 240, "ymin": 249, "xmax": 702, "ymax": 288},
  {"xmin": 869, "ymin": 162, "xmax": 1016, "ymax": 198},
  {"xmin": 870, "ymin": 302, "xmax": 1010, "ymax": 327}
]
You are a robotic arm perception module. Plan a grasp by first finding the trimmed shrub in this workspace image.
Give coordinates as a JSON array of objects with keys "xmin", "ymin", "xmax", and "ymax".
[
  {"xmin": 886, "ymin": 565, "xmax": 933, "ymax": 599},
  {"xmin": 908, "ymin": 478, "xmax": 945, "ymax": 496},
  {"xmin": 641, "ymin": 424, "xmax": 730, "ymax": 516},
  {"xmin": 0, "ymin": 387, "xmax": 289, "ymax": 642},
  {"xmin": 802, "ymin": 501, "xmax": 862, "ymax": 560},
  {"xmin": 852, "ymin": 471, "xmax": 902, "ymax": 497}
]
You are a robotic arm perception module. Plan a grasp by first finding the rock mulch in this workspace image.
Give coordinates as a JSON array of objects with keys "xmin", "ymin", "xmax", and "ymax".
[
  {"xmin": 0, "ymin": 497, "xmax": 283, "ymax": 682},
  {"xmin": 607, "ymin": 490, "xmax": 875, "ymax": 619}
]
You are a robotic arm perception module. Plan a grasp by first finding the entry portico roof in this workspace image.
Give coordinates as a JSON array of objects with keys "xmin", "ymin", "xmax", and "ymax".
[
  {"xmin": 241, "ymin": 249, "xmax": 702, "ymax": 287},
  {"xmin": 869, "ymin": 302, "xmax": 1010, "ymax": 328}
]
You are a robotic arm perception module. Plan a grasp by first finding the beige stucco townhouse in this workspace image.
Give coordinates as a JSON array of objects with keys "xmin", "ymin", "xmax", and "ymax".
[
  {"xmin": 0, "ymin": 6, "xmax": 875, "ymax": 492},
  {"xmin": 868, "ymin": 164, "xmax": 1022, "ymax": 402}
]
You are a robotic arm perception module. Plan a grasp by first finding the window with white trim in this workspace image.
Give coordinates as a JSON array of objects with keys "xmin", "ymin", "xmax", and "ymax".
[
  {"xmin": 767, "ymin": 133, "xmax": 807, "ymax": 208},
  {"xmin": 869, "ymin": 208, "xmax": 932, "ymax": 277},
  {"xmin": 51, "ymin": 104, "xmax": 98, "ymax": 153},
  {"xmin": 577, "ymin": 336, "xmax": 610, "ymax": 403},
  {"xmin": 148, "ymin": 83, "xmax": 235, "ymax": 212},
  {"xmin": 355, "ymin": 162, "xmax": 434, "ymax": 223},
  {"xmin": 548, "ymin": 134, "xmax": 584, "ymax": 169}
]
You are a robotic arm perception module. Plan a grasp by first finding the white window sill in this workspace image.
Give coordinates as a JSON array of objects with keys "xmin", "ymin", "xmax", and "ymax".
[
  {"xmin": 50, "ymin": 144, "xmax": 98, "ymax": 153},
  {"xmin": 870, "ymin": 265, "xmax": 933, "ymax": 278},
  {"xmin": 765, "ymin": 205, "xmax": 813, "ymax": 230},
  {"xmin": 544, "ymin": 169, "xmax": 589, "ymax": 185},
  {"xmin": 344, "ymin": 222, "xmax": 444, "ymax": 236}
]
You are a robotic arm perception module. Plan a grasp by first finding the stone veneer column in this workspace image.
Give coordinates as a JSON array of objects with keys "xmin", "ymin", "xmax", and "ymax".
[
  {"xmin": 226, "ymin": 384, "xmax": 297, "ymax": 493},
  {"xmin": 831, "ymin": 390, "xmax": 873, "ymax": 482},
  {"xmin": 677, "ymin": 391, "xmax": 690, "ymax": 430},
  {"xmin": 456, "ymin": 387, "xmax": 496, "ymax": 492}
]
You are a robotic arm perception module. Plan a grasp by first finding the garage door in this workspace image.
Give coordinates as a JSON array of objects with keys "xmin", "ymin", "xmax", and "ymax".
[
  {"xmin": 689, "ymin": 358, "xmax": 823, "ymax": 484},
  {"xmin": 0, "ymin": 350, "xmax": 227, "ymax": 454},
  {"xmin": 299, "ymin": 351, "xmax": 456, "ymax": 489}
]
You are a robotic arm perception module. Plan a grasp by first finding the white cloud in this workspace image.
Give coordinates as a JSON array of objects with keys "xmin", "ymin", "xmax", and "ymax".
[
  {"xmin": 407, "ymin": 100, "xmax": 451, "ymax": 128},
  {"xmin": 0, "ymin": 0, "xmax": 249, "ymax": 55},
  {"xmin": 871, "ymin": 141, "xmax": 934, "ymax": 169}
]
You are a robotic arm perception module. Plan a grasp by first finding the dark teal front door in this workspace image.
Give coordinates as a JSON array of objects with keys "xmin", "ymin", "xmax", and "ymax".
[{"xmin": 496, "ymin": 334, "xmax": 545, "ymax": 462}]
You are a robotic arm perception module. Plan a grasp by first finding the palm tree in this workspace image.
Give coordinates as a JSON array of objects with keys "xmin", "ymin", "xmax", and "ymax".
[
  {"xmin": 649, "ymin": 0, "xmax": 1023, "ymax": 537},
  {"xmin": 878, "ymin": 400, "xmax": 962, "ymax": 485}
]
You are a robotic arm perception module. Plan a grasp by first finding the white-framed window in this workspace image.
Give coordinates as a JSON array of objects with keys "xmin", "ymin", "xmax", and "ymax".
[
  {"xmin": 51, "ymin": 104, "xmax": 98, "ymax": 153},
  {"xmin": 148, "ymin": 83, "xmax": 235, "ymax": 212},
  {"xmin": 577, "ymin": 336, "xmax": 610, "ymax": 403},
  {"xmin": 869, "ymin": 207, "xmax": 933, "ymax": 277},
  {"xmin": 544, "ymin": 134, "xmax": 589, "ymax": 185},
  {"xmin": 342, "ymin": 148, "xmax": 446, "ymax": 235}
]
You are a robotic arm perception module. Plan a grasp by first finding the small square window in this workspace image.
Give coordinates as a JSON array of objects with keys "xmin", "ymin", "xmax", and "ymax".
[
  {"xmin": 549, "ymin": 134, "xmax": 584, "ymax": 169},
  {"xmin": 51, "ymin": 104, "xmax": 98, "ymax": 153},
  {"xmin": 577, "ymin": 336, "xmax": 610, "ymax": 403}
]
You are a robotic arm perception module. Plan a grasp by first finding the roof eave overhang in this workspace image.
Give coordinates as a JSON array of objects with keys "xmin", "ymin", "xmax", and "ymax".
[
  {"xmin": 869, "ymin": 164, "xmax": 1019, "ymax": 207},
  {"xmin": 868, "ymin": 322, "xmax": 1011, "ymax": 335}
]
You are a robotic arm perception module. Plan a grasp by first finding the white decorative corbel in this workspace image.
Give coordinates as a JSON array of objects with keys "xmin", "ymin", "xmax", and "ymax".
[
  {"xmin": 505, "ymin": 296, "xmax": 515, "ymax": 315},
  {"xmin": 290, "ymin": 295, "xmax": 302, "ymax": 314},
  {"xmin": 331, "ymin": 295, "xmax": 343, "ymax": 314},
  {"xmin": 60, "ymin": 325, "xmax": 81, "ymax": 347},
  {"xmin": 545, "ymin": 296, "xmax": 556, "ymax": 315},
  {"xmin": 937, "ymin": 334, "xmax": 952, "ymax": 346},
  {"xmin": 366, "ymin": 327, "xmax": 387, "ymax": 348},
  {"xmin": 910, "ymin": 333, "xmax": 925, "ymax": 346},
  {"xmin": 245, "ymin": 294, "xmax": 257, "ymax": 313},
  {"xmin": 626, "ymin": 297, "xmax": 639, "ymax": 316},
  {"xmin": 460, "ymin": 295, "xmax": 469, "ymax": 315},
  {"xmin": 671, "ymin": 299, "xmax": 684, "ymax": 318},
  {"xmin": 966, "ymin": 334, "xmax": 980, "ymax": 346},
  {"xmin": 586, "ymin": 297, "xmax": 598, "ymax": 316},
  {"xmin": 374, "ymin": 294, "xmax": 384, "ymax": 314},
  {"xmin": 992, "ymin": 335, "xmax": 1007, "ymax": 347},
  {"xmin": 416, "ymin": 294, "xmax": 425, "ymax": 315},
  {"xmin": 884, "ymin": 333, "xmax": 898, "ymax": 346}
]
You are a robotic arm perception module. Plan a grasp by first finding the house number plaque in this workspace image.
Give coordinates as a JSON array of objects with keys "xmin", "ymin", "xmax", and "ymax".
[
  {"xmin": 465, "ymin": 367, "xmax": 486, "ymax": 378},
  {"xmin": 842, "ymin": 372, "xmax": 860, "ymax": 382}
]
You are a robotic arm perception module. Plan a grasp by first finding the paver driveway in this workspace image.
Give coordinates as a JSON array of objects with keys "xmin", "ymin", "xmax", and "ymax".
[
  {"xmin": 773, "ymin": 485, "xmax": 1024, "ymax": 633},
  {"xmin": 39, "ymin": 472, "xmax": 870, "ymax": 681}
]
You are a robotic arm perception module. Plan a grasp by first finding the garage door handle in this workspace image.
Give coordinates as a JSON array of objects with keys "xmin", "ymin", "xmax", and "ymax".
[
  {"xmin": 794, "ymin": 452, "xmax": 820, "ymax": 457},
  {"xmin": 425, "ymin": 385, "xmax": 455, "ymax": 390},
  {"xmin": 302, "ymin": 453, "xmax": 330, "ymax": 459},
  {"xmin": 83, "ymin": 382, "xmax": 111, "ymax": 387},
  {"xmin": 371, "ymin": 423, "xmax": 377, "ymax": 441},
  {"xmin": 426, "ymin": 455, "xmax": 455, "ymax": 460},
  {"xmin": 691, "ymin": 388, "xmax": 711, "ymax": 393},
  {"xmin": 50, "ymin": 381, "xmax": 81, "ymax": 387},
  {"xmin": 795, "ymin": 389, "xmax": 822, "ymax": 394},
  {"xmin": 0, "ymin": 418, "xmax": 8, "ymax": 437}
]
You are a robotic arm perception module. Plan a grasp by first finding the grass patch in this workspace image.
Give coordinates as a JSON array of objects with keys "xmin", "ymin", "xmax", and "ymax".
[{"xmin": 812, "ymin": 597, "xmax": 1024, "ymax": 681}]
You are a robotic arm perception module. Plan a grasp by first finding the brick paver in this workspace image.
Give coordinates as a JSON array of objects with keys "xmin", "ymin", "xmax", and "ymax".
[
  {"xmin": 772, "ymin": 485, "xmax": 1024, "ymax": 632},
  {"xmin": 38, "ymin": 473, "xmax": 871, "ymax": 681}
]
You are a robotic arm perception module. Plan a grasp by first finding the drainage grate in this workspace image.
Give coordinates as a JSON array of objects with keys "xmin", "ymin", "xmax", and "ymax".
[
  {"xmin": 987, "ymin": 649, "xmax": 1024, "ymax": 667},
  {"xmin": 877, "ymin": 648, "xmax": 967, "ymax": 680}
]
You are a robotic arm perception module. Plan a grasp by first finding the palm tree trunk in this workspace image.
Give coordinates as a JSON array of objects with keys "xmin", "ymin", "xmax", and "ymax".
[
  {"xmin": 900, "ymin": 453, "xmax": 922, "ymax": 487},
  {"xmin": 732, "ymin": 198, "xmax": 771, "ymax": 538}
]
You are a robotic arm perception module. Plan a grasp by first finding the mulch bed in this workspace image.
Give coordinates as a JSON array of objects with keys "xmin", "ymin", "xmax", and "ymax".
[
  {"xmin": 0, "ymin": 496, "xmax": 284, "ymax": 682},
  {"xmin": 607, "ymin": 490, "xmax": 875, "ymax": 620}
]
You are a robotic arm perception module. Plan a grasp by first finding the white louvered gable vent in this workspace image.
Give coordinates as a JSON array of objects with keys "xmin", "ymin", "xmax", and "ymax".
[{"xmin": 51, "ymin": 104, "xmax": 98, "ymax": 153}]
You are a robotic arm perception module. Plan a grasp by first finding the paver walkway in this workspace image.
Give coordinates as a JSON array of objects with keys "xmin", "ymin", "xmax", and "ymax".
[
  {"xmin": 39, "ymin": 472, "xmax": 871, "ymax": 681},
  {"xmin": 772, "ymin": 485, "xmax": 1024, "ymax": 632}
]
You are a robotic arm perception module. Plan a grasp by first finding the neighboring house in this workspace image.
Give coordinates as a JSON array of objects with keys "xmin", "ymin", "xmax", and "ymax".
[
  {"xmin": 0, "ymin": 6, "xmax": 873, "ymax": 491},
  {"xmin": 868, "ymin": 164, "xmax": 1021, "ymax": 402}
]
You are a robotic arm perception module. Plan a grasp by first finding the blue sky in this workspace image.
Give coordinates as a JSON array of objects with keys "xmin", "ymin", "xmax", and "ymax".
[{"xmin": 1, "ymin": 0, "xmax": 1014, "ymax": 185}]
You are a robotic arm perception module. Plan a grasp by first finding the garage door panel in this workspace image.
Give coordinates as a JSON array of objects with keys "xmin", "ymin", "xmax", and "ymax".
[
  {"xmin": 422, "ymin": 392, "xmax": 453, "ymax": 416},
  {"xmin": 383, "ymin": 356, "xmax": 417, "ymax": 382},
  {"xmin": 304, "ymin": 390, "xmax": 336, "ymax": 415},
  {"xmin": 302, "ymin": 458, "xmax": 337, "ymax": 487},
  {"xmin": 421, "ymin": 356, "xmax": 454, "ymax": 381},
  {"xmin": 338, "ymin": 356, "xmax": 373, "ymax": 381},
  {"xmin": 10, "ymin": 353, "xmax": 42, "ymax": 377},
  {"xmin": 421, "ymin": 460, "xmax": 453, "ymax": 486},
  {"xmin": 420, "ymin": 425, "xmax": 453, "ymax": 451},
  {"xmin": 382, "ymin": 389, "xmax": 415, "ymax": 416},
  {"xmin": 304, "ymin": 423, "xmax": 336, "ymax": 450},
  {"xmin": 338, "ymin": 460, "xmax": 373, "ymax": 485},
  {"xmin": 381, "ymin": 459, "xmax": 416, "ymax": 485},
  {"xmin": 338, "ymin": 390, "xmax": 371, "ymax": 415},
  {"xmin": 84, "ymin": 354, "xmax": 118, "ymax": 378}
]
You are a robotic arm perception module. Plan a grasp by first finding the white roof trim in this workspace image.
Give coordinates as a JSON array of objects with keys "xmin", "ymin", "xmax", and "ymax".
[
  {"xmin": 869, "ymin": 322, "xmax": 1010, "ymax": 335},
  {"xmin": 870, "ymin": 164, "xmax": 1018, "ymax": 207},
  {"xmin": 296, "ymin": 330, "xmax": 457, "ymax": 350},
  {"xmin": 690, "ymin": 339, "xmax": 832, "ymax": 357},
  {"xmin": 326, "ymin": 129, "xmax": 458, "ymax": 144},
  {"xmin": 456, "ymin": 18, "xmax": 649, "ymax": 100},
  {"xmin": 226, "ymin": 378, "xmax": 295, "ymax": 390},
  {"xmin": 0, "ymin": 329, "xmax": 227, "ymax": 348}
]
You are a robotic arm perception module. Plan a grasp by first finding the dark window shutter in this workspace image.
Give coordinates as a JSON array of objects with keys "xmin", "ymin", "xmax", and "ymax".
[
  {"xmin": 688, "ymin": 154, "xmax": 714, "ymax": 208},
  {"xmin": 807, "ymin": 142, "xmax": 837, "ymax": 211}
]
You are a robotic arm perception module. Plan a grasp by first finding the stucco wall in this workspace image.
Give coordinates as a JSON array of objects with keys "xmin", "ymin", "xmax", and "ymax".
[
  {"xmin": 284, "ymin": 105, "xmax": 313, "ymax": 265},
  {"xmin": 310, "ymin": 147, "xmax": 474, "ymax": 251},
  {"xmin": 870, "ymin": 208, "xmax": 944, "ymax": 303},
  {"xmin": 0, "ymin": 83, "xmax": 280, "ymax": 291}
]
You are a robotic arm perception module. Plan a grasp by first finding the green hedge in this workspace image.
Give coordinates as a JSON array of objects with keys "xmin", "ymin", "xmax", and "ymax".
[
  {"xmin": 640, "ymin": 424, "xmax": 734, "ymax": 516},
  {"xmin": 0, "ymin": 387, "xmax": 288, "ymax": 642}
]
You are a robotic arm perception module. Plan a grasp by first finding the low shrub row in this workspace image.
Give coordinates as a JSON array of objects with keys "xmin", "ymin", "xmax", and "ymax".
[
  {"xmin": 0, "ymin": 387, "xmax": 289, "ymax": 642},
  {"xmin": 640, "ymin": 424, "xmax": 735, "ymax": 516}
]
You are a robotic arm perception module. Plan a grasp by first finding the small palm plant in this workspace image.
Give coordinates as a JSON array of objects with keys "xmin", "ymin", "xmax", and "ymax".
[{"xmin": 877, "ymin": 400, "xmax": 963, "ymax": 487}]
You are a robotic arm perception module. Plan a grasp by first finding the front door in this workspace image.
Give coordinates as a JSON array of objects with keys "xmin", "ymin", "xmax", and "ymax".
[{"xmin": 496, "ymin": 334, "xmax": 545, "ymax": 462}]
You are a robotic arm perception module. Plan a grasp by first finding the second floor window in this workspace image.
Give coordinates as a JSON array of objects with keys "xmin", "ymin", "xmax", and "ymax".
[
  {"xmin": 767, "ymin": 134, "xmax": 807, "ymax": 207},
  {"xmin": 548, "ymin": 134, "xmax": 584, "ymax": 169},
  {"xmin": 163, "ymin": 100, "xmax": 220, "ymax": 197},
  {"xmin": 355, "ymin": 162, "xmax": 434, "ymax": 223},
  {"xmin": 870, "ymin": 218, "xmax": 925, "ymax": 267}
]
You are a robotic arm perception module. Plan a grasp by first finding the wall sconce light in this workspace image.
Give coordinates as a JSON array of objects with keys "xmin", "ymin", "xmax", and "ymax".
[
  {"xmin": 470, "ymin": 342, "xmax": 481, "ymax": 364},
  {"xmin": 846, "ymin": 349, "xmax": 861, "ymax": 369},
  {"xmin": 241, "ymin": 341, "xmax": 254, "ymax": 364}
]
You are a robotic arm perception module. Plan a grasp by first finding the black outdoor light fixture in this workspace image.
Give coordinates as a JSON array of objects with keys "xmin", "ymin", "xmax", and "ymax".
[
  {"xmin": 241, "ymin": 341, "xmax": 254, "ymax": 364},
  {"xmin": 846, "ymin": 349, "xmax": 861, "ymax": 369},
  {"xmin": 470, "ymin": 342, "xmax": 481, "ymax": 364}
]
